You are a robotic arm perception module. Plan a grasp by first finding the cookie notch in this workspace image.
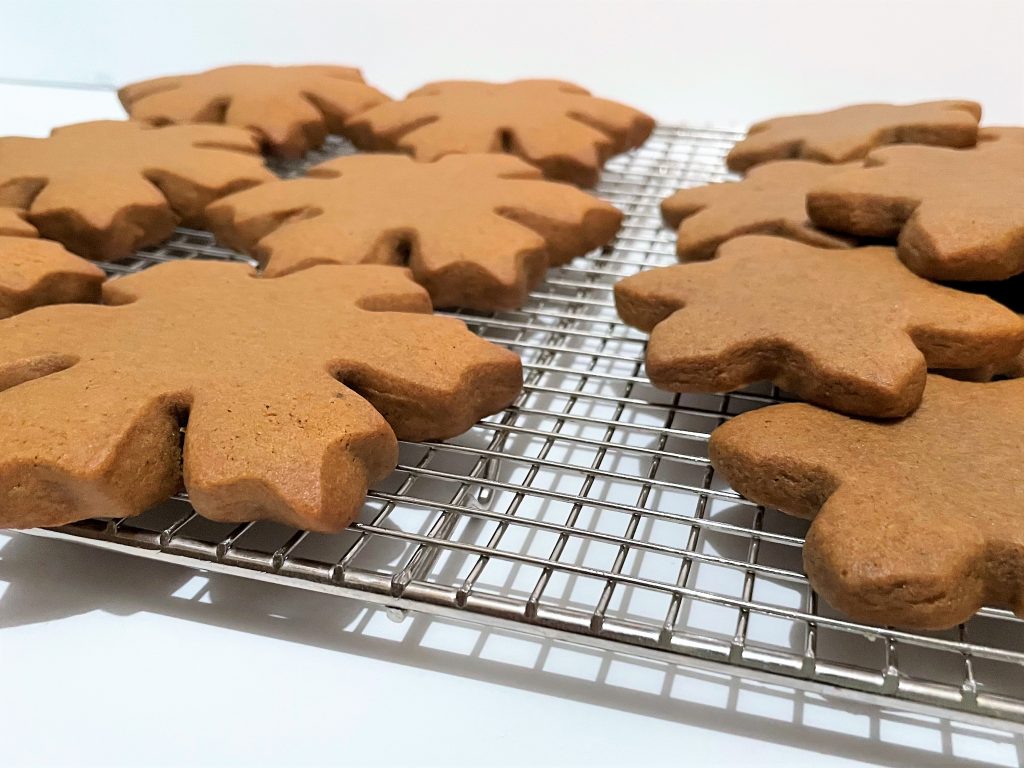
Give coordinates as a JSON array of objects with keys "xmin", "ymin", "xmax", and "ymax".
[{"xmin": 0, "ymin": 208, "xmax": 105, "ymax": 318}]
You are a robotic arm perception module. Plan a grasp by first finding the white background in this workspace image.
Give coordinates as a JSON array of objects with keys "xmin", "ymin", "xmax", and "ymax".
[
  {"xmin": 1, "ymin": 0, "xmax": 1023, "ymax": 126},
  {"xmin": 1, "ymin": 1, "xmax": 1023, "ymax": 766}
]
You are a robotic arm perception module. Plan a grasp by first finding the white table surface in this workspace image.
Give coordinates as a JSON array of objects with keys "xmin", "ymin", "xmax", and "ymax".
[{"xmin": 1, "ymin": 3, "xmax": 1023, "ymax": 766}]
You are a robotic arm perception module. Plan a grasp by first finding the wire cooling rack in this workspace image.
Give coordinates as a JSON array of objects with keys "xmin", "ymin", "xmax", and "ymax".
[{"xmin": 23, "ymin": 126, "xmax": 1024, "ymax": 728}]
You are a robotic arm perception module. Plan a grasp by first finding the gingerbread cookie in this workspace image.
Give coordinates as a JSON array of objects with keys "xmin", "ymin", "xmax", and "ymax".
[
  {"xmin": 345, "ymin": 79, "xmax": 655, "ymax": 187},
  {"xmin": 0, "ymin": 120, "xmax": 273, "ymax": 261},
  {"xmin": 944, "ymin": 353, "xmax": 1024, "ymax": 382},
  {"xmin": 0, "ymin": 210, "xmax": 105, "ymax": 318},
  {"xmin": 119, "ymin": 65, "xmax": 390, "ymax": 159},
  {"xmin": 207, "ymin": 153, "xmax": 621, "ymax": 310},
  {"xmin": 661, "ymin": 161, "xmax": 856, "ymax": 260},
  {"xmin": 807, "ymin": 139, "xmax": 1024, "ymax": 281},
  {"xmin": 727, "ymin": 101, "xmax": 981, "ymax": 172},
  {"xmin": 709, "ymin": 374, "xmax": 1024, "ymax": 630},
  {"xmin": 0, "ymin": 208, "xmax": 37, "ymax": 238},
  {"xmin": 614, "ymin": 236, "xmax": 1024, "ymax": 417},
  {"xmin": 944, "ymin": 316, "xmax": 1024, "ymax": 382},
  {"xmin": 994, "ymin": 347, "xmax": 1024, "ymax": 378},
  {"xmin": 0, "ymin": 260, "xmax": 521, "ymax": 532}
]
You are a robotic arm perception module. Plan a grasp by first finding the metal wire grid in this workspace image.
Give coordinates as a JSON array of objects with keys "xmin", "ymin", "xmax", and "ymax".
[{"xmin": 23, "ymin": 126, "xmax": 1024, "ymax": 727}]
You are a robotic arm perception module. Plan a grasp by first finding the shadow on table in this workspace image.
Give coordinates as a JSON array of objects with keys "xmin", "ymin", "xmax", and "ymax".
[{"xmin": 0, "ymin": 531, "xmax": 1019, "ymax": 768}]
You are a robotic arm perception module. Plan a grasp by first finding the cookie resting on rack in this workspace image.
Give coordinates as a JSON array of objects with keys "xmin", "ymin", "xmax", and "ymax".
[
  {"xmin": 709, "ymin": 374, "xmax": 1024, "ymax": 630},
  {"xmin": 0, "ymin": 209, "xmax": 104, "ymax": 318},
  {"xmin": 206, "ymin": 153, "xmax": 622, "ymax": 310},
  {"xmin": 0, "ymin": 260, "xmax": 522, "ymax": 532},
  {"xmin": 726, "ymin": 100, "xmax": 980, "ymax": 172},
  {"xmin": 660, "ymin": 160, "xmax": 856, "ymax": 260},
  {"xmin": 119, "ymin": 64, "xmax": 390, "ymax": 158},
  {"xmin": 0, "ymin": 120, "xmax": 273, "ymax": 261},
  {"xmin": 614, "ymin": 235, "xmax": 1024, "ymax": 418},
  {"xmin": 807, "ymin": 138, "xmax": 1024, "ymax": 281},
  {"xmin": 345, "ymin": 79, "xmax": 655, "ymax": 187}
]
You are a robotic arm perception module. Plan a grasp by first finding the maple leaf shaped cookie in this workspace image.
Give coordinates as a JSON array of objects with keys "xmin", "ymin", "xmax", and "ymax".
[
  {"xmin": 0, "ymin": 209, "xmax": 104, "ymax": 318},
  {"xmin": 206, "ymin": 153, "xmax": 622, "ymax": 310},
  {"xmin": 661, "ymin": 160, "xmax": 856, "ymax": 260},
  {"xmin": 807, "ymin": 139, "xmax": 1024, "ymax": 281},
  {"xmin": 0, "ymin": 260, "xmax": 521, "ymax": 532},
  {"xmin": 0, "ymin": 120, "xmax": 274, "ymax": 261},
  {"xmin": 614, "ymin": 236, "xmax": 1024, "ymax": 417},
  {"xmin": 726, "ymin": 101, "xmax": 981, "ymax": 172},
  {"xmin": 345, "ymin": 79, "xmax": 655, "ymax": 187},
  {"xmin": 709, "ymin": 374, "xmax": 1024, "ymax": 630},
  {"xmin": 119, "ymin": 65, "xmax": 390, "ymax": 158}
]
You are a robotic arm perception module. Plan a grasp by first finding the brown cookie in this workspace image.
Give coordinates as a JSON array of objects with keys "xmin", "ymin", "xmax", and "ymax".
[
  {"xmin": 709, "ymin": 374, "xmax": 1024, "ymax": 630},
  {"xmin": 0, "ymin": 209, "xmax": 105, "ymax": 318},
  {"xmin": 661, "ymin": 160, "xmax": 856, "ymax": 260},
  {"xmin": 0, "ymin": 120, "xmax": 274, "ymax": 260},
  {"xmin": 807, "ymin": 139, "xmax": 1024, "ymax": 281},
  {"xmin": 614, "ymin": 235, "xmax": 1024, "ymax": 417},
  {"xmin": 119, "ymin": 65, "xmax": 390, "ymax": 159},
  {"xmin": 0, "ymin": 260, "xmax": 522, "ymax": 532},
  {"xmin": 0, "ymin": 208, "xmax": 37, "ymax": 237},
  {"xmin": 995, "ymin": 349, "xmax": 1024, "ymax": 378},
  {"xmin": 727, "ymin": 101, "xmax": 981, "ymax": 172},
  {"xmin": 943, "ymin": 317, "xmax": 1024, "ymax": 381},
  {"xmin": 206, "ymin": 153, "xmax": 621, "ymax": 310},
  {"xmin": 345, "ymin": 79, "xmax": 654, "ymax": 187}
]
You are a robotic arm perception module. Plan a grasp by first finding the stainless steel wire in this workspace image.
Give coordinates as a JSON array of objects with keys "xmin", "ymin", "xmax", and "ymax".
[{"xmin": 23, "ymin": 126, "xmax": 1024, "ymax": 726}]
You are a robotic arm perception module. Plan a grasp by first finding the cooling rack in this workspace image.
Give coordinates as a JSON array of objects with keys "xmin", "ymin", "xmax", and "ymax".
[{"xmin": 23, "ymin": 126, "xmax": 1024, "ymax": 728}]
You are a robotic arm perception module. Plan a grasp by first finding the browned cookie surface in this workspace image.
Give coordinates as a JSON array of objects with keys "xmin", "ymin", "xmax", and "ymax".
[
  {"xmin": 614, "ymin": 235, "xmax": 1024, "ymax": 417},
  {"xmin": 346, "ymin": 79, "xmax": 654, "ymax": 187},
  {"xmin": 0, "ymin": 210, "xmax": 104, "ymax": 318},
  {"xmin": 0, "ymin": 208, "xmax": 38, "ymax": 238},
  {"xmin": 709, "ymin": 375, "xmax": 1024, "ymax": 630},
  {"xmin": 207, "ymin": 153, "xmax": 621, "ymax": 310},
  {"xmin": 119, "ymin": 64, "xmax": 390, "ymax": 158},
  {"xmin": 727, "ymin": 101, "xmax": 980, "ymax": 172},
  {"xmin": 807, "ymin": 139, "xmax": 1024, "ymax": 281},
  {"xmin": 0, "ymin": 260, "xmax": 522, "ymax": 532},
  {"xmin": 999, "ymin": 349, "xmax": 1024, "ymax": 378},
  {"xmin": 944, "ymin": 313, "xmax": 1024, "ymax": 382},
  {"xmin": 661, "ymin": 160, "xmax": 856, "ymax": 260},
  {"xmin": 0, "ymin": 120, "xmax": 273, "ymax": 260}
]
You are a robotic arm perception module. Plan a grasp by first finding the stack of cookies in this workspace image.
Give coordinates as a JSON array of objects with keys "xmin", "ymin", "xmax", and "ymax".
[
  {"xmin": 0, "ymin": 65, "xmax": 654, "ymax": 533},
  {"xmin": 615, "ymin": 102, "xmax": 1024, "ymax": 631}
]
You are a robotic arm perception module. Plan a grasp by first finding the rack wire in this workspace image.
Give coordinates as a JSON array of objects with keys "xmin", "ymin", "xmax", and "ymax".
[{"xmin": 23, "ymin": 126, "xmax": 1024, "ymax": 727}]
